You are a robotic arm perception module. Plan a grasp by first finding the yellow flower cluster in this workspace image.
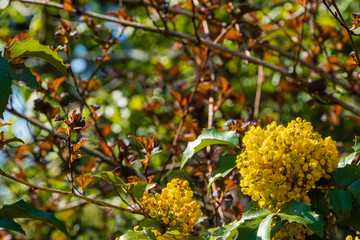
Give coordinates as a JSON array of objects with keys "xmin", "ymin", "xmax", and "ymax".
[
  {"xmin": 139, "ymin": 178, "xmax": 203, "ymax": 233},
  {"xmin": 272, "ymin": 222, "xmax": 314, "ymax": 240},
  {"xmin": 346, "ymin": 236, "xmax": 360, "ymax": 240},
  {"xmin": 237, "ymin": 118, "xmax": 339, "ymax": 210}
]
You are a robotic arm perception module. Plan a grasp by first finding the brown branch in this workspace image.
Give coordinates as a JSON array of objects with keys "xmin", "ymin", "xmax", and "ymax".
[
  {"xmin": 5, "ymin": 107, "xmax": 118, "ymax": 167},
  {"xmin": 0, "ymin": 168, "xmax": 144, "ymax": 215},
  {"xmin": 11, "ymin": 0, "xmax": 360, "ymax": 116}
]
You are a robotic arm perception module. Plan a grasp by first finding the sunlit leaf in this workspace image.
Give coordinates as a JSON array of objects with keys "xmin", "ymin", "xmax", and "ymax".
[
  {"xmin": 181, "ymin": 127, "xmax": 239, "ymax": 169},
  {"xmin": 4, "ymin": 38, "xmax": 67, "ymax": 76}
]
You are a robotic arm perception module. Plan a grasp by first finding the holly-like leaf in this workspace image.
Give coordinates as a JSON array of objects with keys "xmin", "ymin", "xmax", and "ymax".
[
  {"xmin": 277, "ymin": 200, "xmax": 323, "ymax": 237},
  {"xmin": 0, "ymin": 53, "xmax": 12, "ymax": 120},
  {"xmin": 0, "ymin": 199, "xmax": 70, "ymax": 237},
  {"xmin": 338, "ymin": 152, "xmax": 357, "ymax": 168},
  {"xmin": 5, "ymin": 38, "xmax": 67, "ymax": 76},
  {"xmin": 207, "ymin": 154, "xmax": 238, "ymax": 193},
  {"xmin": 181, "ymin": 127, "xmax": 239, "ymax": 169},
  {"xmin": 256, "ymin": 214, "xmax": 273, "ymax": 240},
  {"xmin": 327, "ymin": 189, "xmax": 352, "ymax": 222},
  {"xmin": 335, "ymin": 164, "xmax": 360, "ymax": 186},
  {"xmin": 8, "ymin": 63, "xmax": 40, "ymax": 89},
  {"xmin": 222, "ymin": 208, "xmax": 272, "ymax": 240},
  {"xmin": 0, "ymin": 217, "xmax": 25, "ymax": 235}
]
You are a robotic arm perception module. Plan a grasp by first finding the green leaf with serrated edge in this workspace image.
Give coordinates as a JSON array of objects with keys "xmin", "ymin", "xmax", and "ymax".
[
  {"xmin": 235, "ymin": 218, "xmax": 263, "ymax": 240},
  {"xmin": 328, "ymin": 189, "xmax": 352, "ymax": 222},
  {"xmin": 257, "ymin": 214, "xmax": 272, "ymax": 240},
  {"xmin": 86, "ymin": 171, "xmax": 125, "ymax": 186},
  {"xmin": 207, "ymin": 154, "xmax": 238, "ymax": 194},
  {"xmin": 181, "ymin": 127, "xmax": 239, "ymax": 169},
  {"xmin": 353, "ymin": 136, "xmax": 360, "ymax": 154},
  {"xmin": 0, "ymin": 199, "xmax": 70, "ymax": 237},
  {"xmin": 0, "ymin": 53, "xmax": 12, "ymax": 120},
  {"xmin": 349, "ymin": 179, "xmax": 360, "ymax": 203},
  {"xmin": 119, "ymin": 230, "xmax": 149, "ymax": 240},
  {"xmin": 0, "ymin": 217, "xmax": 25, "ymax": 235},
  {"xmin": 277, "ymin": 200, "xmax": 323, "ymax": 237},
  {"xmin": 5, "ymin": 38, "xmax": 67, "ymax": 76},
  {"xmin": 9, "ymin": 63, "xmax": 40, "ymax": 89},
  {"xmin": 200, "ymin": 224, "xmax": 238, "ymax": 240},
  {"xmin": 338, "ymin": 152, "xmax": 357, "ymax": 168},
  {"xmin": 335, "ymin": 164, "xmax": 360, "ymax": 186},
  {"xmin": 223, "ymin": 208, "xmax": 272, "ymax": 240}
]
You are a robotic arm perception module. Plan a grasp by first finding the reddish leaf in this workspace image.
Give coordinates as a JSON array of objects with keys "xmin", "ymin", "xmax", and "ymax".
[
  {"xmin": 48, "ymin": 77, "xmax": 67, "ymax": 92},
  {"xmin": 74, "ymin": 174, "xmax": 94, "ymax": 191},
  {"xmin": 73, "ymin": 139, "xmax": 90, "ymax": 152},
  {"xmin": 63, "ymin": 0, "xmax": 73, "ymax": 12}
]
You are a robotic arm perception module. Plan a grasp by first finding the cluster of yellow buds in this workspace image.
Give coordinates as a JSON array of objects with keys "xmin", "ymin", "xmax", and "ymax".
[
  {"xmin": 346, "ymin": 236, "xmax": 360, "ymax": 240},
  {"xmin": 139, "ymin": 178, "xmax": 202, "ymax": 233},
  {"xmin": 272, "ymin": 222, "xmax": 314, "ymax": 240},
  {"xmin": 236, "ymin": 117, "xmax": 339, "ymax": 211}
]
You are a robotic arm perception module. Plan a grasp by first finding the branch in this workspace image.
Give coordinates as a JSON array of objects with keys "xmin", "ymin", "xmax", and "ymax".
[
  {"xmin": 5, "ymin": 107, "xmax": 118, "ymax": 167},
  {"xmin": 0, "ymin": 168, "xmax": 144, "ymax": 215},
  {"xmin": 11, "ymin": 0, "xmax": 360, "ymax": 116}
]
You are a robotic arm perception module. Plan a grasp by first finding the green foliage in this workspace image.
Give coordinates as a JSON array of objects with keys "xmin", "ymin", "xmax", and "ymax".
[
  {"xmin": 181, "ymin": 127, "xmax": 239, "ymax": 169},
  {"xmin": 0, "ymin": 199, "xmax": 70, "ymax": 237},
  {"xmin": 5, "ymin": 38, "xmax": 67, "ymax": 76},
  {"xmin": 0, "ymin": 54, "xmax": 12, "ymax": 119},
  {"xmin": 207, "ymin": 153, "xmax": 238, "ymax": 193}
]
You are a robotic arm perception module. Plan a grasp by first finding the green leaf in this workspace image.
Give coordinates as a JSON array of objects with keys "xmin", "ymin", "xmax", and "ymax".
[
  {"xmin": 277, "ymin": 200, "xmax": 323, "ymax": 237},
  {"xmin": 235, "ymin": 218, "xmax": 263, "ymax": 240},
  {"xmin": 338, "ymin": 152, "xmax": 357, "ymax": 168},
  {"xmin": 257, "ymin": 214, "xmax": 273, "ymax": 240},
  {"xmin": 0, "ymin": 53, "xmax": 12, "ymax": 120},
  {"xmin": 335, "ymin": 164, "xmax": 360, "ymax": 186},
  {"xmin": 5, "ymin": 38, "xmax": 67, "ymax": 76},
  {"xmin": 0, "ymin": 217, "xmax": 25, "ymax": 235},
  {"xmin": 307, "ymin": 190, "xmax": 330, "ymax": 216},
  {"xmin": 87, "ymin": 171, "xmax": 125, "ymax": 186},
  {"xmin": 132, "ymin": 181, "xmax": 156, "ymax": 200},
  {"xmin": 207, "ymin": 154, "xmax": 238, "ymax": 193},
  {"xmin": 119, "ymin": 230, "xmax": 149, "ymax": 240},
  {"xmin": 181, "ymin": 127, "xmax": 239, "ymax": 169},
  {"xmin": 327, "ymin": 189, "xmax": 352, "ymax": 222},
  {"xmin": 9, "ymin": 63, "xmax": 40, "ymax": 89},
  {"xmin": 139, "ymin": 219, "xmax": 162, "ymax": 229},
  {"xmin": 0, "ymin": 199, "xmax": 70, "ymax": 237},
  {"xmin": 348, "ymin": 179, "xmax": 360, "ymax": 202},
  {"xmin": 353, "ymin": 136, "xmax": 360, "ymax": 154},
  {"xmin": 341, "ymin": 207, "xmax": 360, "ymax": 231},
  {"xmin": 201, "ymin": 225, "xmax": 238, "ymax": 240}
]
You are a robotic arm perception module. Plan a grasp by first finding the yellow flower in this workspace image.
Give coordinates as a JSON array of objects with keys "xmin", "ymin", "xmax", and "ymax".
[
  {"xmin": 346, "ymin": 236, "xmax": 360, "ymax": 240},
  {"xmin": 272, "ymin": 222, "xmax": 314, "ymax": 240},
  {"xmin": 139, "ymin": 178, "xmax": 202, "ymax": 233},
  {"xmin": 237, "ymin": 118, "xmax": 339, "ymax": 211}
]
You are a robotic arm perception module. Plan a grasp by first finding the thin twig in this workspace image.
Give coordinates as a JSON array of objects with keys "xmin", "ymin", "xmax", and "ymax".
[{"xmin": 0, "ymin": 168, "xmax": 145, "ymax": 215}]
